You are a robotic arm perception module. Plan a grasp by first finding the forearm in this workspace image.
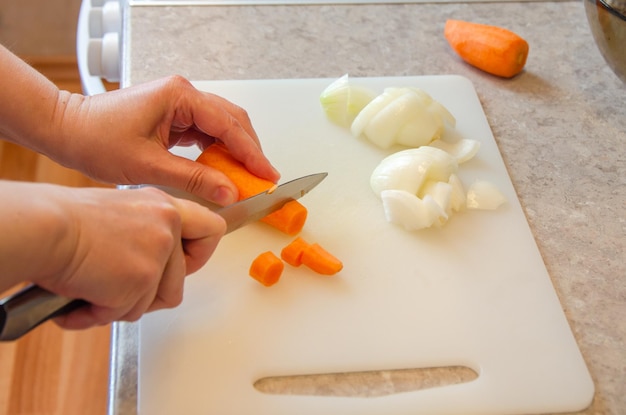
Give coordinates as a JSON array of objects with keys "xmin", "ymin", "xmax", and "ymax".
[
  {"xmin": 0, "ymin": 44, "xmax": 83, "ymax": 161},
  {"xmin": 0, "ymin": 180, "xmax": 72, "ymax": 293}
]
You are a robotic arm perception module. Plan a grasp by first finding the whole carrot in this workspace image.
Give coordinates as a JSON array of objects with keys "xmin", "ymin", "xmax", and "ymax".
[{"xmin": 444, "ymin": 19, "xmax": 529, "ymax": 78}]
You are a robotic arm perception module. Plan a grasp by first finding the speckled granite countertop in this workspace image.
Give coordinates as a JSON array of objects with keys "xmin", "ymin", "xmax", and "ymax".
[{"xmin": 110, "ymin": 2, "xmax": 625, "ymax": 414}]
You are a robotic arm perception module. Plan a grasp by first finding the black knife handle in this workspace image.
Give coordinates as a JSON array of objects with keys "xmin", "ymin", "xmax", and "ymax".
[{"xmin": 0, "ymin": 284, "xmax": 86, "ymax": 341}]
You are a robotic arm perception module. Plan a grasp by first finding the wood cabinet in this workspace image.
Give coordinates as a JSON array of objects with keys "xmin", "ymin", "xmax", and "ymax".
[{"xmin": 0, "ymin": 0, "xmax": 82, "ymax": 56}]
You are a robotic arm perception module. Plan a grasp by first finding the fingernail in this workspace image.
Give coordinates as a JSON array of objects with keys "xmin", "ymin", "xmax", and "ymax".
[{"xmin": 212, "ymin": 186, "xmax": 236, "ymax": 206}]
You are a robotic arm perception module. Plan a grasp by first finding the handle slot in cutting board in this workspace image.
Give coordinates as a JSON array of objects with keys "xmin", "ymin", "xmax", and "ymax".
[
  {"xmin": 138, "ymin": 75, "xmax": 593, "ymax": 415},
  {"xmin": 254, "ymin": 365, "xmax": 478, "ymax": 397}
]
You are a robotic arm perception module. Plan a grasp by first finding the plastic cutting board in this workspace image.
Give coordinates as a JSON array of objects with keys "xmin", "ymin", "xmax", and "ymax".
[{"xmin": 138, "ymin": 75, "xmax": 594, "ymax": 415}]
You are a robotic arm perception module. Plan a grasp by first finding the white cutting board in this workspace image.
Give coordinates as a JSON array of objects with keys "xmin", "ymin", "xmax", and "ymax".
[{"xmin": 138, "ymin": 76, "xmax": 594, "ymax": 415}]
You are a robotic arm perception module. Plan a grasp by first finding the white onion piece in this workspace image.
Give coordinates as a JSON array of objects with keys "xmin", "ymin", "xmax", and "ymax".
[
  {"xmin": 395, "ymin": 108, "xmax": 443, "ymax": 148},
  {"xmin": 370, "ymin": 147, "xmax": 458, "ymax": 197},
  {"xmin": 351, "ymin": 88, "xmax": 402, "ymax": 138},
  {"xmin": 320, "ymin": 74, "xmax": 376, "ymax": 127},
  {"xmin": 351, "ymin": 87, "xmax": 456, "ymax": 149},
  {"xmin": 364, "ymin": 91, "xmax": 439, "ymax": 149},
  {"xmin": 466, "ymin": 180, "xmax": 507, "ymax": 210},
  {"xmin": 448, "ymin": 173, "xmax": 466, "ymax": 212},
  {"xmin": 426, "ymin": 99, "xmax": 456, "ymax": 128},
  {"xmin": 429, "ymin": 138, "xmax": 481, "ymax": 164},
  {"xmin": 419, "ymin": 180, "xmax": 453, "ymax": 224},
  {"xmin": 381, "ymin": 190, "xmax": 446, "ymax": 230}
]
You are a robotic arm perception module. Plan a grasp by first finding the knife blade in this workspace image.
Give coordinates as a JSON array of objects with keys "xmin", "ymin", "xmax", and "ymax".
[
  {"xmin": 159, "ymin": 172, "xmax": 327, "ymax": 234},
  {"xmin": 0, "ymin": 172, "xmax": 327, "ymax": 341}
]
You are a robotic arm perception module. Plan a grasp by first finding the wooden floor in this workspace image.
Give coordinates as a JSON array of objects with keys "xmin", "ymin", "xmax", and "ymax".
[{"xmin": 0, "ymin": 56, "xmax": 117, "ymax": 415}]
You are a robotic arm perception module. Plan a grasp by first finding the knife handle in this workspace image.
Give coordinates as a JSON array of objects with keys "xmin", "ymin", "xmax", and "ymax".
[{"xmin": 0, "ymin": 284, "xmax": 86, "ymax": 341}]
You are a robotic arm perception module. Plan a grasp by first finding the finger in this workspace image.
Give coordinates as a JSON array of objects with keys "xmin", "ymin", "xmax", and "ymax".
[
  {"xmin": 142, "ymin": 238, "xmax": 186, "ymax": 313},
  {"xmin": 54, "ymin": 303, "xmax": 131, "ymax": 330},
  {"xmin": 150, "ymin": 153, "xmax": 239, "ymax": 205},
  {"xmin": 170, "ymin": 197, "xmax": 226, "ymax": 273},
  {"xmin": 200, "ymin": 92, "xmax": 262, "ymax": 147},
  {"xmin": 186, "ymin": 91, "xmax": 281, "ymax": 183}
]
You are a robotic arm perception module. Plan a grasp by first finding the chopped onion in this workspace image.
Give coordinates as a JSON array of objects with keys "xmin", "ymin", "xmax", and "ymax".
[
  {"xmin": 428, "ymin": 138, "xmax": 481, "ymax": 164},
  {"xmin": 419, "ymin": 180, "xmax": 453, "ymax": 225},
  {"xmin": 466, "ymin": 180, "xmax": 507, "ymax": 210},
  {"xmin": 370, "ymin": 146, "xmax": 458, "ymax": 197},
  {"xmin": 320, "ymin": 74, "xmax": 377, "ymax": 127},
  {"xmin": 351, "ymin": 87, "xmax": 456, "ymax": 149},
  {"xmin": 447, "ymin": 173, "xmax": 467, "ymax": 212},
  {"xmin": 381, "ymin": 190, "xmax": 447, "ymax": 230}
]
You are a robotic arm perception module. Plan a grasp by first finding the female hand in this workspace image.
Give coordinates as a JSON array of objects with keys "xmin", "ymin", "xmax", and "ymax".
[
  {"xmin": 0, "ymin": 181, "xmax": 226, "ymax": 329},
  {"xmin": 52, "ymin": 76, "xmax": 280, "ymax": 205},
  {"xmin": 0, "ymin": 46, "xmax": 279, "ymax": 205}
]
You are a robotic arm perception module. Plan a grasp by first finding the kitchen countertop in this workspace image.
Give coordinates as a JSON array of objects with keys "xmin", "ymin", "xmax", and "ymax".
[{"xmin": 111, "ymin": 1, "xmax": 625, "ymax": 414}]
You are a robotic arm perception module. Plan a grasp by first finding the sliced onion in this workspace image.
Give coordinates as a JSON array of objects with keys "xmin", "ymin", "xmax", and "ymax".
[
  {"xmin": 320, "ymin": 74, "xmax": 376, "ymax": 127},
  {"xmin": 350, "ymin": 88, "xmax": 403, "ymax": 139},
  {"xmin": 381, "ymin": 190, "xmax": 446, "ymax": 230},
  {"xmin": 428, "ymin": 138, "xmax": 481, "ymax": 164},
  {"xmin": 447, "ymin": 173, "xmax": 466, "ymax": 212},
  {"xmin": 351, "ymin": 87, "xmax": 456, "ymax": 149},
  {"xmin": 419, "ymin": 180, "xmax": 453, "ymax": 224},
  {"xmin": 370, "ymin": 146, "xmax": 458, "ymax": 197},
  {"xmin": 466, "ymin": 180, "xmax": 507, "ymax": 210}
]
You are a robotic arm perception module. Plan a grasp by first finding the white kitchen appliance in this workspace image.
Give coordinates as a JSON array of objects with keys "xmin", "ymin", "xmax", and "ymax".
[{"xmin": 77, "ymin": 0, "xmax": 124, "ymax": 95}]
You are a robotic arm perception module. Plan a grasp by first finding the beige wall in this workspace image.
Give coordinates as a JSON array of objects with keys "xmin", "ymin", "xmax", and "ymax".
[{"xmin": 0, "ymin": 0, "xmax": 82, "ymax": 56}]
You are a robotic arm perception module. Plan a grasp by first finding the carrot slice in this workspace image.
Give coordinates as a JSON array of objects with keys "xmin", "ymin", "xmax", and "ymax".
[
  {"xmin": 444, "ymin": 19, "xmax": 529, "ymax": 78},
  {"xmin": 261, "ymin": 200, "xmax": 308, "ymax": 236},
  {"xmin": 301, "ymin": 243, "xmax": 343, "ymax": 276},
  {"xmin": 196, "ymin": 144, "xmax": 308, "ymax": 235},
  {"xmin": 280, "ymin": 237, "xmax": 311, "ymax": 267},
  {"xmin": 249, "ymin": 251, "xmax": 284, "ymax": 287}
]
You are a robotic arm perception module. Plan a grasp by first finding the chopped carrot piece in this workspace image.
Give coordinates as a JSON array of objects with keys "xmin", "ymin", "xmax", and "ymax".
[
  {"xmin": 280, "ymin": 237, "xmax": 311, "ymax": 267},
  {"xmin": 261, "ymin": 200, "xmax": 308, "ymax": 235},
  {"xmin": 444, "ymin": 19, "xmax": 529, "ymax": 78},
  {"xmin": 249, "ymin": 251, "xmax": 284, "ymax": 287},
  {"xmin": 301, "ymin": 243, "xmax": 343, "ymax": 276},
  {"xmin": 196, "ymin": 144, "xmax": 308, "ymax": 234}
]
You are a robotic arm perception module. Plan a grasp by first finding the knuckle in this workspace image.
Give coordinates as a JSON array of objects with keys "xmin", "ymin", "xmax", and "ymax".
[
  {"xmin": 162, "ymin": 290, "xmax": 184, "ymax": 309},
  {"xmin": 184, "ymin": 167, "xmax": 207, "ymax": 196},
  {"xmin": 163, "ymin": 74, "xmax": 192, "ymax": 91}
]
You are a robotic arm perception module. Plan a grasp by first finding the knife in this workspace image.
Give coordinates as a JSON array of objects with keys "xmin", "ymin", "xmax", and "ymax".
[{"xmin": 0, "ymin": 172, "xmax": 327, "ymax": 341}]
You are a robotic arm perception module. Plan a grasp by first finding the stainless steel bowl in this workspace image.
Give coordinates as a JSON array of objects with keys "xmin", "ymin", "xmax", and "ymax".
[{"xmin": 584, "ymin": 0, "xmax": 626, "ymax": 83}]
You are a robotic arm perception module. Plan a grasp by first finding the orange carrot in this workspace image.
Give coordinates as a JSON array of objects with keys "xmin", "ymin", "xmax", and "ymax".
[
  {"xmin": 249, "ymin": 251, "xmax": 284, "ymax": 287},
  {"xmin": 301, "ymin": 243, "xmax": 343, "ymax": 276},
  {"xmin": 280, "ymin": 236, "xmax": 311, "ymax": 267},
  {"xmin": 196, "ymin": 144, "xmax": 308, "ymax": 235},
  {"xmin": 196, "ymin": 143, "xmax": 274, "ymax": 198},
  {"xmin": 261, "ymin": 200, "xmax": 308, "ymax": 236},
  {"xmin": 444, "ymin": 19, "xmax": 529, "ymax": 78}
]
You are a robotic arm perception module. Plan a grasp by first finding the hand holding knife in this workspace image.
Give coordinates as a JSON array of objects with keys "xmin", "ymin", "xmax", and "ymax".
[{"xmin": 0, "ymin": 172, "xmax": 327, "ymax": 341}]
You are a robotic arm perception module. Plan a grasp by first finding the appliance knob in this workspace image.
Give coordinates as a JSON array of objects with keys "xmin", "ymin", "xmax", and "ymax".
[{"xmin": 87, "ymin": 32, "xmax": 120, "ymax": 82}]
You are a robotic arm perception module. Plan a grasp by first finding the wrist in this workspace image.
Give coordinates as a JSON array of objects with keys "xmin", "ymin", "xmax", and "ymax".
[{"xmin": 0, "ymin": 181, "xmax": 76, "ymax": 292}]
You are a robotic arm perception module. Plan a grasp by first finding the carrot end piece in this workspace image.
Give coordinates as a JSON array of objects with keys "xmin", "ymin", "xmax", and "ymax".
[
  {"xmin": 301, "ymin": 243, "xmax": 343, "ymax": 276},
  {"xmin": 249, "ymin": 251, "xmax": 284, "ymax": 287}
]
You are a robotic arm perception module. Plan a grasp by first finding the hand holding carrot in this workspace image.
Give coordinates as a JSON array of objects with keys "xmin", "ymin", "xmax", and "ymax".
[{"xmin": 0, "ymin": 44, "xmax": 280, "ymax": 206}]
